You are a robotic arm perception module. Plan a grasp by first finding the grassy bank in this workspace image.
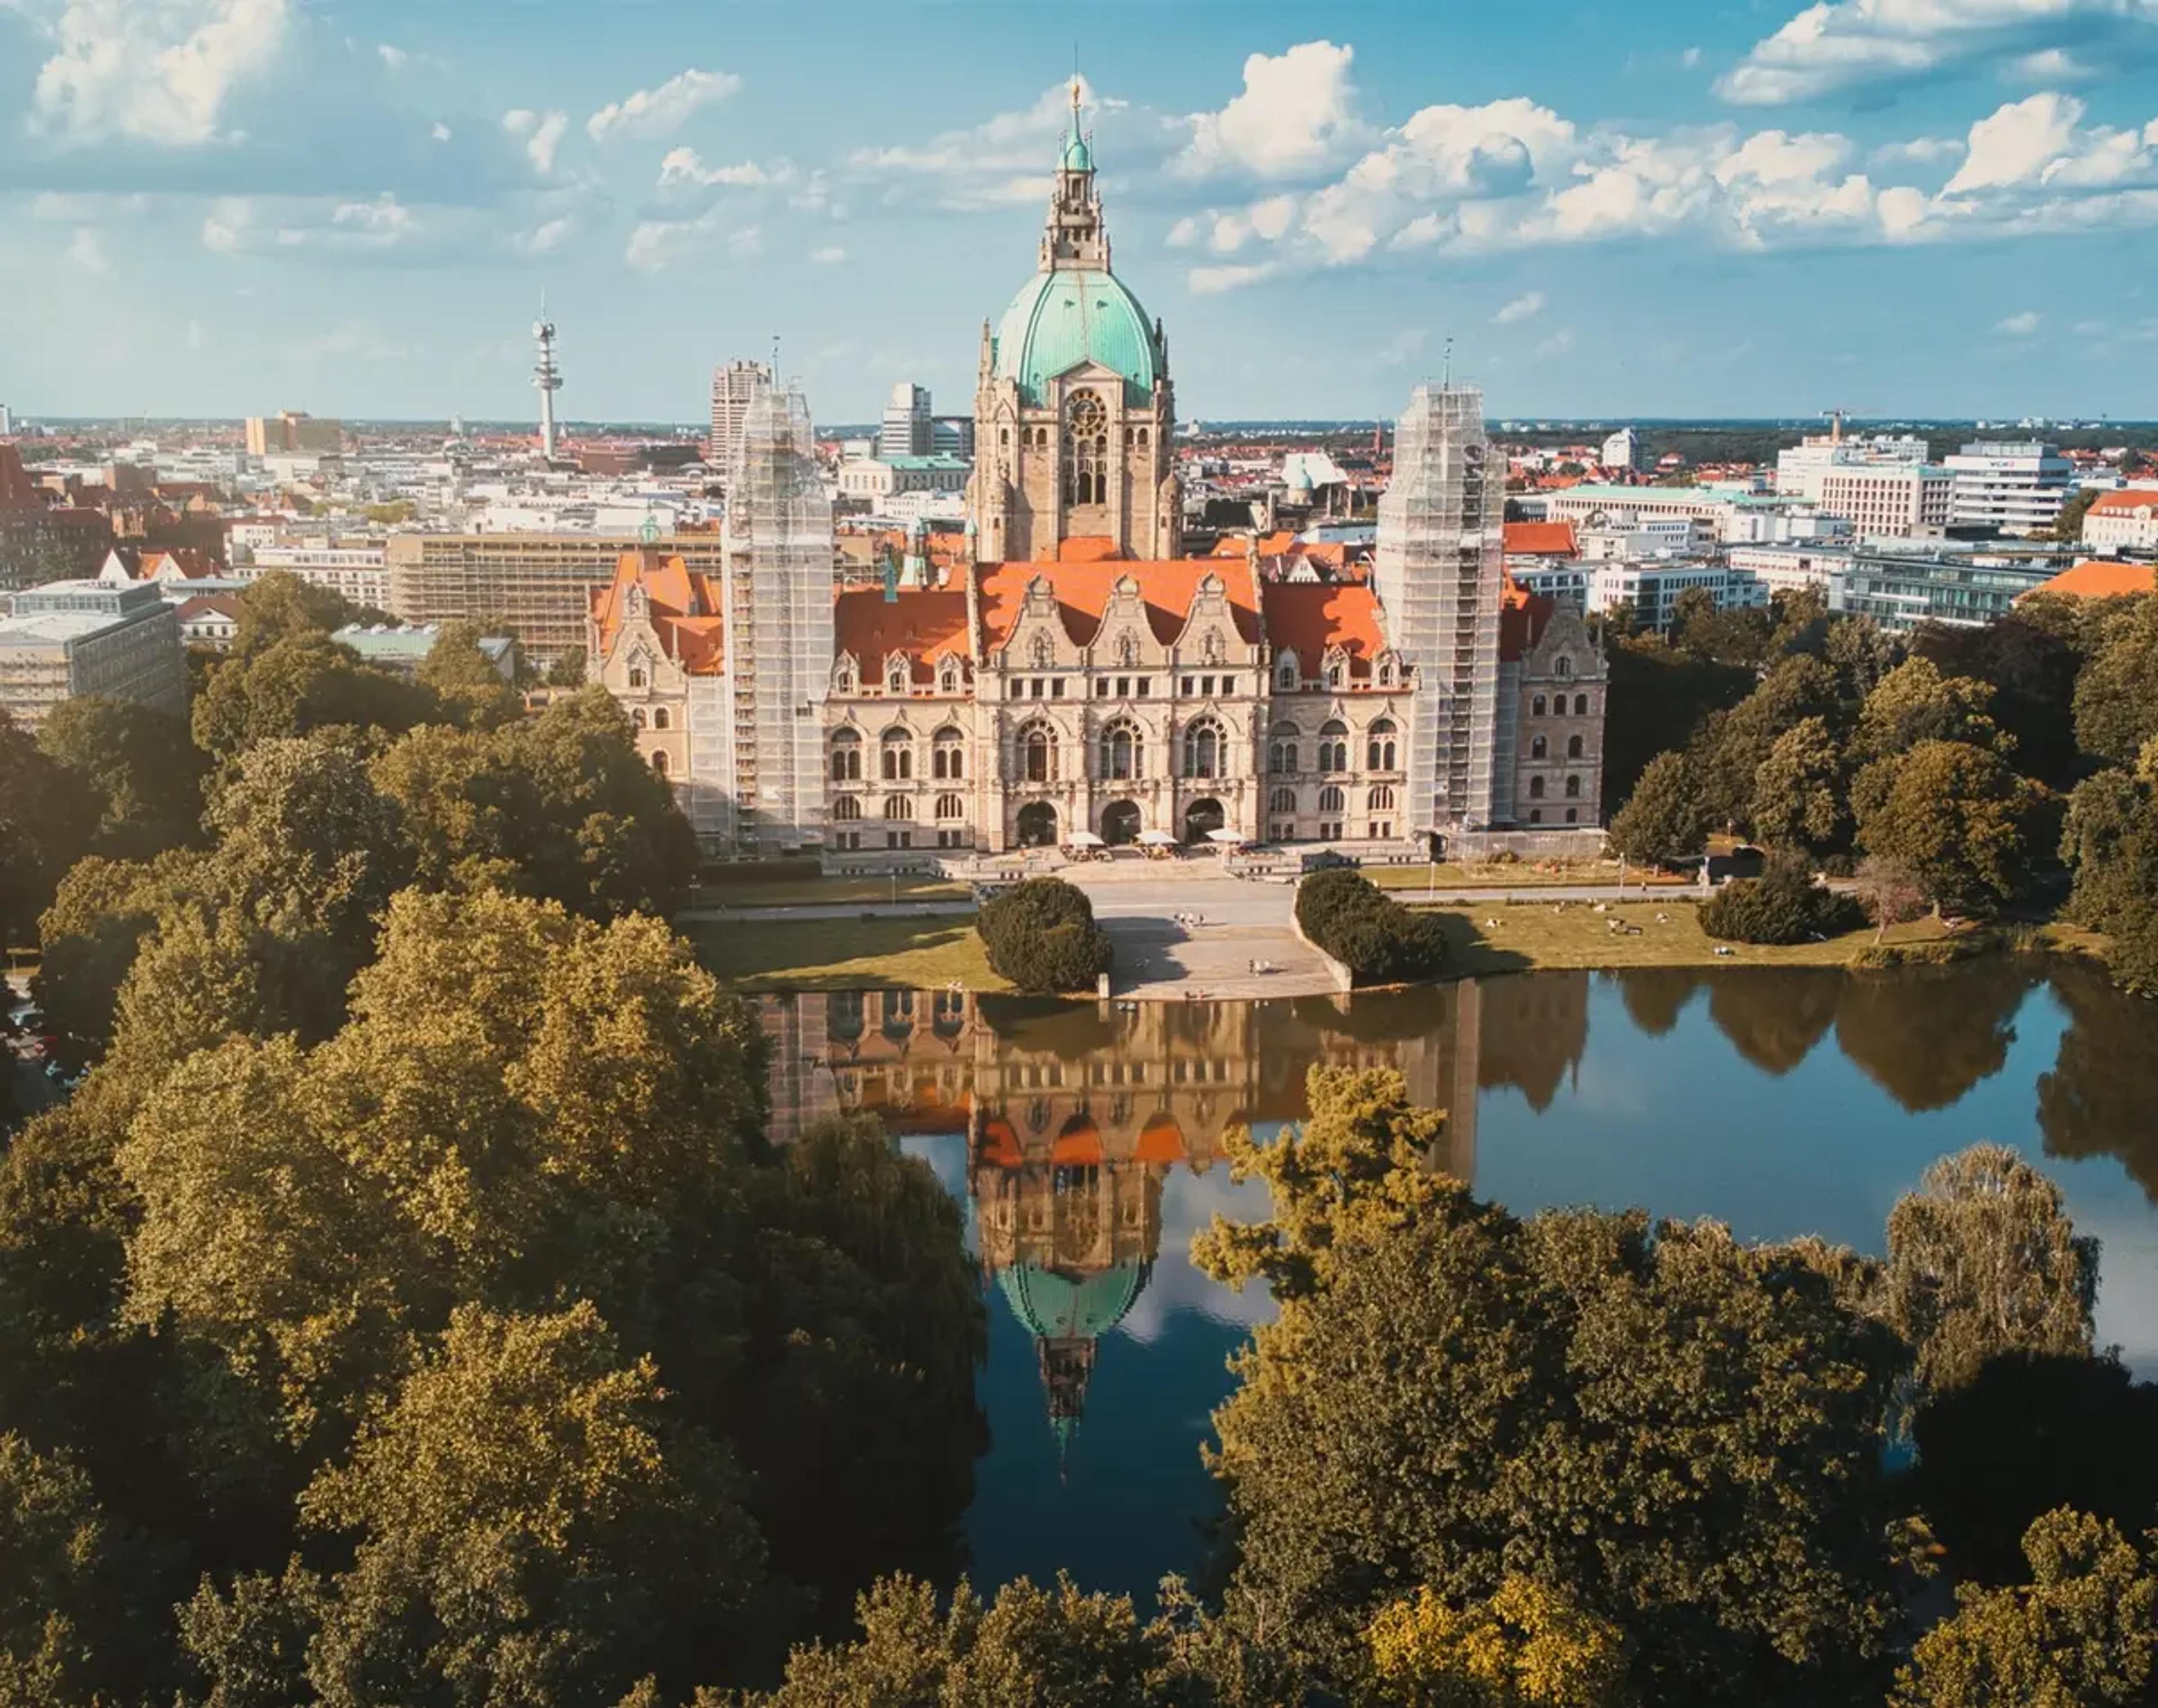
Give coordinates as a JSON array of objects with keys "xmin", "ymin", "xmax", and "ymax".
[
  {"xmin": 683, "ymin": 913, "xmax": 1008, "ymax": 992},
  {"xmin": 1366, "ymin": 860, "xmax": 1690, "ymax": 893},
  {"xmin": 686, "ymin": 874, "xmax": 969, "ymax": 910},
  {"xmin": 1420, "ymin": 899, "xmax": 1960, "ymax": 978}
]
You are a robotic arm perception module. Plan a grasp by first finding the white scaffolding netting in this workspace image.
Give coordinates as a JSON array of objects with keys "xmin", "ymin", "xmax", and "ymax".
[
  {"xmin": 722, "ymin": 379, "xmax": 834, "ymax": 852},
  {"xmin": 1375, "ymin": 383, "xmax": 1504, "ymax": 833}
]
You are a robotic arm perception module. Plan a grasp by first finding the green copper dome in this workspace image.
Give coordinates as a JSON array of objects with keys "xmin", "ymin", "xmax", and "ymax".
[
  {"xmin": 993, "ymin": 267, "xmax": 1162, "ymax": 408},
  {"xmin": 1062, "ymin": 134, "xmax": 1094, "ymax": 171},
  {"xmin": 996, "ymin": 1259, "xmax": 1151, "ymax": 1342}
]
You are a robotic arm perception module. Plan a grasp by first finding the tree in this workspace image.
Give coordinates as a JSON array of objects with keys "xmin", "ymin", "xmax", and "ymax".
[
  {"xmin": 1853, "ymin": 658, "xmax": 2002, "ymax": 762},
  {"xmin": 1889, "ymin": 1509, "xmax": 2157, "ymax": 1707},
  {"xmin": 1687, "ymin": 654, "xmax": 1843, "ymax": 835},
  {"xmin": 976, "ymin": 878, "xmax": 1114, "ymax": 993},
  {"xmin": 416, "ymin": 620, "xmax": 520, "ymax": 730},
  {"xmin": 1604, "ymin": 751, "xmax": 1708, "ymax": 867},
  {"xmin": 230, "ymin": 569, "xmax": 350, "ymax": 658},
  {"xmin": 1884, "ymin": 1143, "xmax": 2098, "ymax": 1396},
  {"xmin": 1699, "ymin": 851, "xmax": 1857, "ymax": 945},
  {"xmin": 2057, "ymin": 752, "xmax": 2158, "ymax": 997},
  {"xmin": 2073, "ymin": 593, "xmax": 2158, "ymax": 767},
  {"xmin": 1748, "ymin": 716, "xmax": 1848, "ymax": 856},
  {"xmin": 1293, "ymin": 870, "xmax": 1447, "ymax": 985},
  {"xmin": 37, "ymin": 695, "xmax": 207, "ymax": 858},
  {"xmin": 545, "ymin": 648, "xmax": 588, "ymax": 689},
  {"xmin": 31, "ymin": 850, "xmax": 206, "ymax": 1069},
  {"xmin": 1855, "ymin": 741, "xmax": 2041, "ymax": 916},
  {"xmin": 192, "ymin": 632, "xmax": 433, "ymax": 762},
  {"xmin": 1196, "ymin": 1067, "xmax": 1907, "ymax": 1701},
  {"xmin": 1596, "ymin": 637, "xmax": 1753, "ymax": 812},
  {"xmin": 2048, "ymin": 485, "xmax": 2100, "ymax": 542},
  {"xmin": 1913, "ymin": 610, "xmax": 2083, "ymax": 788},
  {"xmin": 1854, "ymin": 855, "xmax": 1929, "ymax": 944},
  {"xmin": 0, "ymin": 708, "xmax": 101, "ymax": 947},
  {"xmin": 1364, "ymin": 1579, "xmax": 1631, "ymax": 1707}
]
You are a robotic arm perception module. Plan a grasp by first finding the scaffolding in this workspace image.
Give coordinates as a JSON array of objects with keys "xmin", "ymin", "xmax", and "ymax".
[
  {"xmin": 1375, "ymin": 383, "xmax": 1504, "ymax": 834},
  {"xmin": 721, "ymin": 378, "xmax": 833, "ymax": 853}
]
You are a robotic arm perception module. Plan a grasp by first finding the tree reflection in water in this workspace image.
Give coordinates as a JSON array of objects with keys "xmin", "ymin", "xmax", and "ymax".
[
  {"xmin": 1612, "ymin": 968, "xmax": 1706, "ymax": 1037},
  {"xmin": 1833, "ymin": 959, "xmax": 2037, "ymax": 1114},
  {"xmin": 2039, "ymin": 962, "xmax": 2158, "ymax": 1203},
  {"xmin": 1705, "ymin": 969, "xmax": 1844, "ymax": 1077}
]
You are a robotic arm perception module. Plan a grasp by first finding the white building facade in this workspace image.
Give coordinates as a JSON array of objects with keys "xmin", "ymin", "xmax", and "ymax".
[{"xmin": 1947, "ymin": 440, "xmax": 2070, "ymax": 535}]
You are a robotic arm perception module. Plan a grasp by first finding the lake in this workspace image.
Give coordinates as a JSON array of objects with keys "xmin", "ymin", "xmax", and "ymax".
[{"xmin": 752, "ymin": 960, "xmax": 2158, "ymax": 1602}]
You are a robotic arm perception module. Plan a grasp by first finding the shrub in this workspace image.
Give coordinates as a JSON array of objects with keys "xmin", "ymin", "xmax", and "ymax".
[
  {"xmin": 1295, "ymin": 870, "xmax": 1448, "ymax": 985},
  {"xmin": 1700, "ymin": 851, "xmax": 1863, "ymax": 945},
  {"xmin": 975, "ymin": 878, "xmax": 1112, "ymax": 993}
]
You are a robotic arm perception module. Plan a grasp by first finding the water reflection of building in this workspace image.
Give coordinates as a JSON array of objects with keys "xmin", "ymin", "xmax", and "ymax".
[{"xmin": 758, "ymin": 981, "xmax": 1570, "ymax": 1452}]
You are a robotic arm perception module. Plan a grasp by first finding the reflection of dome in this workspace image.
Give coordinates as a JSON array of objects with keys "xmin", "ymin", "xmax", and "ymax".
[
  {"xmin": 996, "ymin": 1257, "xmax": 1151, "ymax": 1342},
  {"xmin": 993, "ymin": 269, "xmax": 1162, "ymax": 407}
]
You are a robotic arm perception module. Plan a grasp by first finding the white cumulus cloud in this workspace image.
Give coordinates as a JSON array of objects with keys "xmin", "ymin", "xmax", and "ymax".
[
  {"xmin": 1187, "ymin": 261, "xmax": 1277, "ymax": 294},
  {"xmin": 502, "ymin": 108, "xmax": 568, "ymax": 175},
  {"xmin": 586, "ymin": 67, "xmax": 741, "ymax": 143},
  {"xmin": 658, "ymin": 147, "xmax": 783, "ymax": 189},
  {"xmin": 1493, "ymin": 290, "xmax": 1545, "ymax": 324},
  {"xmin": 20, "ymin": 0, "xmax": 289, "ymax": 145},
  {"xmin": 1175, "ymin": 40, "xmax": 1367, "ymax": 179},
  {"xmin": 1994, "ymin": 308, "xmax": 2042, "ymax": 333},
  {"xmin": 810, "ymin": 244, "xmax": 847, "ymax": 264},
  {"xmin": 65, "ymin": 226, "xmax": 106, "ymax": 273}
]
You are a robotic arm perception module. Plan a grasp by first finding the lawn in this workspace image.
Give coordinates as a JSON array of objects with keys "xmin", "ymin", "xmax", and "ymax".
[
  {"xmin": 685, "ymin": 873, "xmax": 969, "ymax": 910},
  {"xmin": 1365, "ymin": 860, "xmax": 1690, "ymax": 892},
  {"xmin": 1418, "ymin": 898, "xmax": 1956, "ymax": 977},
  {"xmin": 684, "ymin": 913, "xmax": 1008, "ymax": 992}
]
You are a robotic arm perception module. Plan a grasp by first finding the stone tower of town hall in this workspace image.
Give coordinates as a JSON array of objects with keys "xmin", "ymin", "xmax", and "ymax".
[{"xmin": 965, "ymin": 82, "xmax": 1181, "ymax": 564}]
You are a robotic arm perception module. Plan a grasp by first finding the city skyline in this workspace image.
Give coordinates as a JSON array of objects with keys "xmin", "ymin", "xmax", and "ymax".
[{"xmin": 4, "ymin": 0, "xmax": 2158, "ymax": 423}]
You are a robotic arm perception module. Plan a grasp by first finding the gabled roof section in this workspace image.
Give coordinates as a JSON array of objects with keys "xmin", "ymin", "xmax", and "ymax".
[
  {"xmin": 1503, "ymin": 520, "xmax": 1579, "ymax": 558},
  {"xmin": 833, "ymin": 587, "xmax": 972, "ymax": 686},
  {"xmin": 976, "ymin": 556, "xmax": 1263, "ymax": 652},
  {"xmin": 2025, "ymin": 559, "xmax": 2156, "ymax": 601},
  {"xmin": 1261, "ymin": 581, "xmax": 1386, "ymax": 678},
  {"xmin": 589, "ymin": 548, "xmax": 727, "ymax": 674}
]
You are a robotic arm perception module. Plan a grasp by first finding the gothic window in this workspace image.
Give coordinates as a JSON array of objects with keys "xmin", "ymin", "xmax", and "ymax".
[
  {"xmin": 628, "ymin": 666, "xmax": 646, "ymax": 689},
  {"xmin": 1556, "ymin": 657, "xmax": 1573, "ymax": 678},
  {"xmin": 1567, "ymin": 734, "xmax": 1584, "ymax": 758},
  {"xmin": 881, "ymin": 729, "xmax": 913, "ymax": 780},
  {"xmin": 1532, "ymin": 694, "xmax": 1547, "ymax": 716},
  {"xmin": 1269, "ymin": 787, "xmax": 1296, "ymax": 814},
  {"xmin": 1377, "ymin": 656, "xmax": 1396, "ymax": 687},
  {"xmin": 939, "ymin": 660, "xmax": 961, "ymax": 693},
  {"xmin": 1318, "ymin": 784, "xmax": 1345, "ymax": 814},
  {"xmin": 651, "ymin": 708, "xmax": 669, "ymax": 731},
  {"xmin": 1182, "ymin": 718, "xmax": 1223, "ymax": 779},
  {"xmin": 1368, "ymin": 785, "xmax": 1395, "ymax": 812},
  {"xmin": 1531, "ymin": 734, "xmax": 1547, "ymax": 759},
  {"xmin": 1565, "ymin": 774, "xmax": 1582, "ymax": 798},
  {"xmin": 1575, "ymin": 692, "xmax": 1590, "ymax": 716},
  {"xmin": 829, "ymin": 730, "xmax": 861, "ymax": 780},
  {"xmin": 1021, "ymin": 721, "xmax": 1056, "ymax": 783},
  {"xmin": 1000, "ymin": 428, "xmax": 1010, "ymax": 447},
  {"xmin": 835, "ymin": 660, "xmax": 856, "ymax": 693},
  {"xmin": 650, "ymin": 750, "xmax": 668, "ymax": 776},
  {"xmin": 1062, "ymin": 389, "xmax": 1108, "ymax": 506},
  {"xmin": 1318, "ymin": 719, "xmax": 1349, "ymax": 774},
  {"xmin": 932, "ymin": 728, "xmax": 965, "ymax": 779},
  {"xmin": 1366, "ymin": 717, "xmax": 1397, "ymax": 771},
  {"xmin": 1529, "ymin": 775, "xmax": 1546, "ymax": 799},
  {"xmin": 885, "ymin": 795, "xmax": 914, "ymax": 820},
  {"xmin": 1136, "ymin": 427, "xmax": 1149, "ymax": 447},
  {"xmin": 1099, "ymin": 720, "xmax": 1143, "ymax": 780},
  {"xmin": 1276, "ymin": 656, "xmax": 1298, "ymax": 691},
  {"xmin": 886, "ymin": 657, "xmax": 909, "ymax": 692},
  {"xmin": 832, "ymin": 795, "xmax": 862, "ymax": 820},
  {"xmin": 1268, "ymin": 734, "xmax": 1298, "ymax": 775},
  {"xmin": 935, "ymin": 793, "xmax": 964, "ymax": 821}
]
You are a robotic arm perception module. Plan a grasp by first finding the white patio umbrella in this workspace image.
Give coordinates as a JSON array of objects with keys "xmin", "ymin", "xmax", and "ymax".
[
  {"xmin": 1137, "ymin": 829, "xmax": 1177, "ymax": 846},
  {"xmin": 1205, "ymin": 828, "xmax": 1250, "ymax": 844},
  {"xmin": 1065, "ymin": 829, "xmax": 1105, "ymax": 847}
]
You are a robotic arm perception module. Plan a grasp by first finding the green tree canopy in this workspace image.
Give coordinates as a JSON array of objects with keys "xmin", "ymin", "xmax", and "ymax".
[
  {"xmin": 1853, "ymin": 657, "xmax": 2003, "ymax": 762},
  {"xmin": 1854, "ymin": 740, "xmax": 2041, "ymax": 916},
  {"xmin": 0, "ymin": 708, "xmax": 101, "ymax": 946},
  {"xmin": 37, "ymin": 694, "xmax": 207, "ymax": 858},
  {"xmin": 1604, "ymin": 750, "xmax": 1708, "ymax": 867},
  {"xmin": 415, "ymin": 619, "xmax": 521, "ymax": 730},
  {"xmin": 1363, "ymin": 1578, "xmax": 1631, "ymax": 1708},
  {"xmin": 192, "ymin": 632, "xmax": 434, "ymax": 762},
  {"xmin": 1748, "ymin": 715, "xmax": 1849, "ymax": 856},
  {"xmin": 2073, "ymin": 593, "xmax": 2158, "ymax": 767}
]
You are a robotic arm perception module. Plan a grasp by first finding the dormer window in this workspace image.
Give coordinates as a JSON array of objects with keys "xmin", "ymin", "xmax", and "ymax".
[
  {"xmin": 1276, "ymin": 656, "xmax": 1298, "ymax": 691},
  {"xmin": 939, "ymin": 661, "xmax": 960, "ymax": 694},
  {"xmin": 1556, "ymin": 657, "xmax": 1573, "ymax": 678},
  {"xmin": 886, "ymin": 658, "xmax": 909, "ymax": 693},
  {"xmin": 627, "ymin": 666, "xmax": 646, "ymax": 690}
]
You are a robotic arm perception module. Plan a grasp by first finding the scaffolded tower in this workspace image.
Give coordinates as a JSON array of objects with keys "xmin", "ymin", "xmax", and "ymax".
[
  {"xmin": 1375, "ymin": 383, "xmax": 1504, "ymax": 837},
  {"xmin": 717, "ymin": 377, "xmax": 833, "ymax": 853}
]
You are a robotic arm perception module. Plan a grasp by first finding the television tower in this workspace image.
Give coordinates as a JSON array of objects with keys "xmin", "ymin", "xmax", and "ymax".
[{"xmin": 532, "ymin": 298, "xmax": 563, "ymax": 460}]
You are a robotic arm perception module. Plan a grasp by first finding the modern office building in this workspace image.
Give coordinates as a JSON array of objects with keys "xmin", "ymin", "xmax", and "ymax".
[
  {"xmin": 1775, "ymin": 431, "xmax": 1929, "ymax": 502},
  {"xmin": 0, "ymin": 576, "xmax": 185, "ymax": 728},
  {"xmin": 879, "ymin": 383, "xmax": 933, "ymax": 458},
  {"xmin": 708, "ymin": 358, "xmax": 772, "ymax": 470},
  {"xmin": 1829, "ymin": 552, "xmax": 2059, "ymax": 630},
  {"xmin": 244, "ymin": 411, "xmax": 344, "ymax": 456},
  {"xmin": 1600, "ymin": 426, "xmax": 1643, "ymax": 473},
  {"xmin": 1946, "ymin": 440, "xmax": 2071, "ymax": 535},
  {"xmin": 1815, "ymin": 463, "xmax": 1953, "ymax": 537}
]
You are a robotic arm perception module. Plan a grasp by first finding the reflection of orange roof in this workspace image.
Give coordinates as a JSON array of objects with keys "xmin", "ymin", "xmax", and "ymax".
[
  {"xmin": 978, "ymin": 1116, "xmax": 1022, "ymax": 1169},
  {"xmin": 1261, "ymin": 581, "xmax": 1386, "ymax": 678},
  {"xmin": 1136, "ymin": 1110, "xmax": 1183, "ymax": 1164},
  {"xmin": 2025, "ymin": 560, "xmax": 2155, "ymax": 601},
  {"xmin": 1503, "ymin": 520, "xmax": 1577, "ymax": 558},
  {"xmin": 977, "ymin": 555, "xmax": 1264, "ymax": 651},
  {"xmin": 1052, "ymin": 1112, "xmax": 1101, "ymax": 1166},
  {"xmin": 588, "ymin": 549, "xmax": 727, "ymax": 673},
  {"xmin": 832, "ymin": 587, "xmax": 971, "ymax": 687}
]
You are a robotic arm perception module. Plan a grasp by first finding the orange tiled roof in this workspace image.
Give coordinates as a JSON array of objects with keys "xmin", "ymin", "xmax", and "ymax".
[
  {"xmin": 1260, "ymin": 581, "xmax": 1387, "ymax": 679},
  {"xmin": 1503, "ymin": 520, "xmax": 1578, "ymax": 558},
  {"xmin": 2089, "ymin": 490, "xmax": 2158, "ymax": 515},
  {"xmin": 1055, "ymin": 535, "xmax": 1123, "ymax": 563},
  {"xmin": 2025, "ymin": 560, "xmax": 2157, "ymax": 601},
  {"xmin": 588, "ymin": 548, "xmax": 727, "ymax": 673},
  {"xmin": 833, "ymin": 587, "xmax": 972, "ymax": 685},
  {"xmin": 977, "ymin": 555, "xmax": 1265, "ymax": 652}
]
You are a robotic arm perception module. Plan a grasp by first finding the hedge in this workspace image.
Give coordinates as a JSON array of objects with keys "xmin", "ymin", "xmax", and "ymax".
[
  {"xmin": 1294, "ymin": 868, "xmax": 1449, "ymax": 985},
  {"xmin": 975, "ymin": 878, "xmax": 1114, "ymax": 993}
]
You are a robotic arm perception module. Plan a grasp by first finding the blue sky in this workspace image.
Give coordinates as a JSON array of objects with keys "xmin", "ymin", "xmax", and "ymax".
[{"xmin": 3, "ymin": 0, "xmax": 2157, "ymax": 425}]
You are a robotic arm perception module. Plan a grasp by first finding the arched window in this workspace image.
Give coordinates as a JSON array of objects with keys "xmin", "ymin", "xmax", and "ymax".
[
  {"xmin": 1268, "ymin": 734, "xmax": 1298, "ymax": 775},
  {"xmin": 1182, "ymin": 718, "xmax": 1223, "ymax": 779},
  {"xmin": 1276, "ymin": 656, "xmax": 1298, "ymax": 691},
  {"xmin": 1099, "ymin": 719, "xmax": 1142, "ymax": 781},
  {"xmin": 1565, "ymin": 774, "xmax": 1582, "ymax": 798},
  {"xmin": 1567, "ymin": 734, "xmax": 1584, "ymax": 758},
  {"xmin": 1021, "ymin": 722, "xmax": 1055, "ymax": 783},
  {"xmin": 1136, "ymin": 426, "xmax": 1149, "ymax": 447},
  {"xmin": 834, "ymin": 660, "xmax": 856, "ymax": 693},
  {"xmin": 651, "ymin": 707, "xmax": 670, "ymax": 731},
  {"xmin": 1574, "ymin": 692, "xmax": 1590, "ymax": 716},
  {"xmin": 999, "ymin": 427, "xmax": 1010, "ymax": 448},
  {"xmin": 1268, "ymin": 787, "xmax": 1296, "ymax": 814},
  {"xmin": 650, "ymin": 749, "xmax": 668, "ymax": 776},
  {"xmin": 1530, "ymin": 734, "xmax": 1547, "ymax": 759},
  {"xmin": 830, "ymin": 730, "xmax": 862, "ymax": 782},
  {"xmin": 886, "ymin": 657, "xmax": 909, "ymax": 693},
  {"xmin": 631, "ymin": 708, "xmax": 647, "ymax": 730},
  {"xmin": 1531, "ymin": 694, "xmax": 1547, "ymax": 717},
  {"xmin": 628, "ymin": 666, "xmax": 647, "ymax": 689},
  {"xmin": 881, "ymin": 729, "xmax": 913, "ymax": 781},
  {"xmin": 932, "ymin": 728, "xmax": 964, "ymax": 779},
  {"xmin": 1530, "ymin": 807, "xmax": 1544, "ymax": 824},
  {"xmin": 939, "ymin": 660, "xmax": 961, "ymax": 694},
  {"xmin": 1366, "ymin": 717, "xmax": 1397, "ymax": 771},
  {"xmin": 832, "ymin": 795, "xmax": 862, "ymax": 821},
  {"xmin": 884, "ymin": 795, "xmax": 914, "ymax": 821},
  {"xmin": 1318, "ymin": 719, "xmax": 1349, "ymax": 774},
  {"xmin": 1556, "ymin": 657, "xmax": 1572, "ymax": 678},
  {"xmin": 1062, "ymin": 389, "xmax": 1108, "ymax": 506},
  {"xmin": 935, "ymin": 793, "xmax": 964, "ymax": 821},
  {"xmin": 1318, "ymin": 784, "xmax": 1345, "ymax": 814},
  {"xmin": 1367, "ymin": 785, "xmax": 1395, "ymax": 812},
  {"xmin": 1529, "ymin": 775, "xmax": 1546, "ymax": 799}
]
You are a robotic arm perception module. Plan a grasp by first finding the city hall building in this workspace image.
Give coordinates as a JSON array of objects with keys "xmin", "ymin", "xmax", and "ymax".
[{"xmin": 591, "ymin": 87, "xmax": 1605, "ymax": 861}]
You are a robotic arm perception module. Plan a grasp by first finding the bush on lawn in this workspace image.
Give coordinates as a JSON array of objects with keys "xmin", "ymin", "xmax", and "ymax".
[
  {"xmin": 1699, "ymin": 851, "xmax": 1864, "ymax": 945},
  {"xmin": 976, "ymin": 877, "xmax": 1113, "ymax": 993},
  {"xmin": 1294, "ymin": 868, "xmax": 1448, "ymax": 985}
]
